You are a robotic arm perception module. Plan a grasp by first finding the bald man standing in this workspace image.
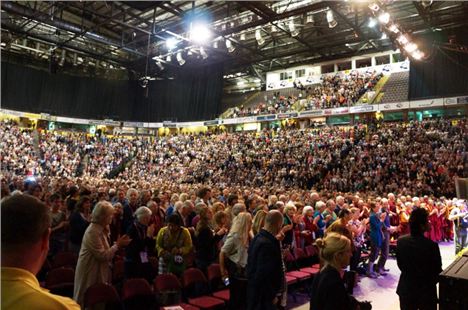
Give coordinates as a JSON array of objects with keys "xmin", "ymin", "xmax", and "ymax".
[{"xmin": 247, "ymin": 210, "xmax": 285, "ymax": 310}]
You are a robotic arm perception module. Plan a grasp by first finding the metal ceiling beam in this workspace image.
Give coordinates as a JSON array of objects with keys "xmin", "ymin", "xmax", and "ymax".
[
  {"xmin": 1, "ymin": 2, "xmax": 145, "ymax": 58},
  {"xmin": 1, "ymin": 20, "xmax": 128, "ymax": 66}
]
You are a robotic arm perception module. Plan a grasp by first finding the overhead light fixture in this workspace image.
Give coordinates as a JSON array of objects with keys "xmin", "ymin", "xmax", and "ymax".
[
  {"xmin": 176, "ymin": 51, "xmax": 185, "ymax": 66},
  {"xmin": 213, "ymin": 40, "xmax": 218, "ymax": 48},
  {"xmin": 254, "ymin": 78, "xmax": 261, "ymax": 83},
  {"xmin": 306, "ymin": 12, "xmax": 315, "ymax": 24},
  {"xmin": 225, "ymin": 39, "xmax": 235, "ymax": 53},
  {"xmin": 271, "ymin": 24, "xmax": 277, "ymax": 32},
  {"xmin": 166, "ymin": 55, "xmax": 172, "ymax": 62},
  {"xmin": 59, "ymin": 50, "xmax": 66, "ymax": 66},
  {"xmin": 368, "ymin": 3, "xmax": 380, "ymax": 12},
  {"xmin": 378, "ymin": 12, "xmax": 390, "ymax": 24},
  {"xmin": 397, "ymin": 34, "xmax": 409, "ymax": 45},
  {"xmin": 155, "ymin": 61, "xmax": 164, "ymax": 70},
  {"xmin": 326, "ymin": 10, "xmax": 337, "ymax": 28},
  {"xmin": 388, "ymin": 23, "xmax": 400, "ymax": 33},
  {"xmin": 187, "ymin": 49, "xmax": 193, "ymax": 56},
  {"xmin": 421, "ymin": 0, "xmax": 433, "ymax": 8},
  {"xmin": 404, "ymin": 42, "xmax": 418, "ymax": 53},
  {"xmin": 189, "ymin": 23, "xmax": 212, "ymax": 44},
  {"xmin": 289, "ymin": 18, "xmax": 300, "ymax": 37},
  {"xmin": 411, "ymin": 50, "xmax": 424, "ymax": 60},
  {"xmin": 237, "ymin": 81, "xmax": 245, "ymax": 86},
  {"xmin": 166, "ymin": 37, "xmax": 178, "ymax": 50},
  {"xmin": 200, "ymin": 46, "xmax": 208, "ymax": 59},
  {"xmin": 240, "ymin": 33, "xmax": 246, "ymax": 41},
  {"xmin": 368, "ymin": 18, "xmax": 377, "ymax": 28},
  {"xmin": 381, "ymin": 33, "xmax": 388, "ymax": 39},
  {"xmin": 255, "ymin": 29, "xmax": 265, "ymax": 45}
]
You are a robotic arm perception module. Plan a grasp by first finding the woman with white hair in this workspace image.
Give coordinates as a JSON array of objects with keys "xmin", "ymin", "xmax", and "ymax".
[
  {"xmin": 124, "ymin": 206, "xmax": 156, "ymax": 282},
  {"xmin": 303, "ymin": 205, "xmax": 316, "ymax": 246},
  {"xmin": 74, "ymin": 201, "xmax": 132, "ymax": 307}
]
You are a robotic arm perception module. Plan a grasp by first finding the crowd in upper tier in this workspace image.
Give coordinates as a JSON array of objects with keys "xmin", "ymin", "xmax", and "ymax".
[{"xmin": 231, "ymin": 70, "xmax": 383, "ymax": 117}]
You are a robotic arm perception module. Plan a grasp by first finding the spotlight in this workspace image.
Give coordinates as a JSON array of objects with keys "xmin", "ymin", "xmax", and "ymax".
[
  {"xmin": 368, "ymin": 18, "xmax": 377, "ymax": 28},
  {"xmin": 404, "ymin": 42, "xmax": 418, "ymax": 53},
  {"xmin": 388, "ymin": 23, "xmax": 400, "ymax": 33},
  {"xmin": 213, "ymin": 40, "xmax": 218, "ymax": 48},
  {"xmin": 187, "ymin": 49, "xmax": 193, "ymax": 56},
  {"xmin": 271, "ymin": 24, "xmax": 277, "ymax": 32},
  {"xmin": 225, "ymin": 39, "xmax": 235, "ymax": 53},
  {"xmin": 326, "ymin": 10, "xmax": 337, "ymax": 28},
  {"xmin": 306, "ymin": 12, "xmax": 315, "ymax": 24},
  {"xmin": 381, "ymin": 33, "xmax": 388, "ymax": 39},
  {"xmin": 411, "ymin": 50, "xmax": 424, "ymax": 60},
  {"xmin": 240, "ymin": 33, "xmax": 246, "ymax": 41},
  {"xmin": 255, "ymin": 29, "xmax": 265, "ymax": 45},
  {"xmin": 200, "ymin": 46, "xmax": 208, "ymax": 59},
  {"xmin": 289, "ymin": 18, "xmax": 300, "ymax": 37},
  {"xmin": 378, "ymin": 12, "xmax": 390, "ymax": 24},
  {"xmin": 190, "ymin": 23, "xmax": 211, "ymax": 44},
  {"xmin": 166, "ymin": 37, "xmax": 178, "ymax": 50},
  {"xmin": 176, "ymin": 51, "xmax": 185, "ymax": 66},
  {"xmin": 421, "ymin": 0, "xmax": 433, "ymax": 8},
  {"xmin": 155, "ymin": 61, "xmax": 164, "ymax": 70},
  {"xmin": 397, "ymin": 34, "xmax": 409, "ymax": 45},
  {"xmin": 166, "ymin": 55, "xmax": 171, "ymax": 62},
  {"xmin": 368, "ymin": 3, "xmax": 380, "ymax": 12}
]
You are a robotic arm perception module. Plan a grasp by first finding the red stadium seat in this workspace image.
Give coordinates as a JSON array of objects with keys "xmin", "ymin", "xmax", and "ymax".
[
  {"xmin": 52, "ymin": 251, "xmax": 78, "ymax": 269},
  {"xmin": 121, "ymin": 278, "xmax": 155, "ymax": 310},
  {"xmin": 45, "ymin": 267, "xmax": 74, "ymax": 297},
  {"xmin": 286, "ymin": 270, "xmax": 311, "ymax": 281},
  {"xmin": 84, "ymin": 283, "xmax": 121, "ymax": 309},
  {"xmin": 206, "ymin": 264, "xmax": 230, "ymax": 302},
  {"xmin": 154, "ymin": 273, "xmax": 199, "ymax": 310},
  {"xmin": 182, "ymin": 268, "xmax": 225, "ymax": 309}
]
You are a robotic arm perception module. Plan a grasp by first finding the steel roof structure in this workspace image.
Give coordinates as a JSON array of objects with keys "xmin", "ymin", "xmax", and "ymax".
[{"xmin": 2, "ymin": 1, "xmax": 467, "ymax": 89}]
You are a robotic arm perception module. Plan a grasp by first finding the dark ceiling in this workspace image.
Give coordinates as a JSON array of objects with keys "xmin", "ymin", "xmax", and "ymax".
[{"xmin": 2, "ymin": 1, "xmax": 468, "ymax": 90}]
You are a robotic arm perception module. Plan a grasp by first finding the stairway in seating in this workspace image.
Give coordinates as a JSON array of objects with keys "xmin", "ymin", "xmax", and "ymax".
[{"xmin": 379, "ymin": 71, "xmax": 409, "ymax": 103}]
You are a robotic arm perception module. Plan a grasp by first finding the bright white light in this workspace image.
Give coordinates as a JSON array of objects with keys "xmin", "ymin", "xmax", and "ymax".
[
  {"xmin": 237, "ymin": 81, "xmax": 245, "ymax": 86},
  {"xmin": 326, "ymin": 10, "xmax": 337, "ymax": 28},
  {"xmin": 190, "ymin": 23, "xmax": 211, "ymax": 44},
  {"xmin": 404, "ymin": 42, "xmax": 418, "ymax": 53},
  {"xmin": 166, "ymin": 38, "xmax": 178, "ymax": 50},
  {"xmin": 368, "ymin": 3, "xmax": 380, "ymax": 12},
  {"xmin": 240, "ymin": 33, "xmax": 246, "ymax": 41},
  {"xmin": 254, "ymin": 79, "xmax": 261, "ymax": 83},
  {"xmin": 378, "ymin": 12, "xmax": 390, "ymax": 24},
  {"xmin": 368, "ymin": 18, "xmax": 377, "ymax": 28},
  {"xmin": 176, "ymin": 52, "xmax": 185, "ymax": 66},
  {"xmin": 412, "ymin": 50, "xmax": 424, "ymax": 60},
  {"xmin": 271, "ymin": 24, "xmax": 277, "ymax": 32},
  {"xmin": 255, "ymin": 29, "xmax": 265, "ymax": 45},
  {"xmin": 200, "ymin": 47, "xmax": 208, "ymax": 59},
  {"xmin": 289, "ymin": 19, "xmax": 299, "ymax": 37},
  {"xmin": 166, "ymin": 55, "xmax": 171, "ymax": 62},
  {"xmin": 226, "ymin": 39, "xmax": 235, "ymax": 53},
  {"xmin": 397, "ymin": 35, "xmax": 409, "ymax": 45},
  {"xmin": 388, "ymin": 24, "xmax": 399, "ymax": 33},
  {"xmin": 381, "ymin": 33, "xmax": 388, "ymax": 39},
  {"xmin": 155, "ymin": 61, "xmax": 164, "ymax": 70}
]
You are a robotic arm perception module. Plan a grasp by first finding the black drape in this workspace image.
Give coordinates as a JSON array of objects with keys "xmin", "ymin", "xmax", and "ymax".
[
  {"xmin": 1, "ymin": 62, "xmax": 223, "ymax": 122},
  {"xmin": 408, "ymin": 48, "xmax": 468, "ymax": 100}
]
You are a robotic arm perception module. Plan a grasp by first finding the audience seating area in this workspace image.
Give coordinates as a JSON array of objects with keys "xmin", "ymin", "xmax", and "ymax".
[{"xmin": 379, "ymin": 71, "xmax": 409, "ymax": 103}]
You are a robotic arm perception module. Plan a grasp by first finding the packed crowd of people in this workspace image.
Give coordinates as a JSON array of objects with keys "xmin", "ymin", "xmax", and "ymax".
[
  {"xmin": 1, "ymin": 116, "xmax": 467, "ymax": 310},
  {"xmin": 2, "ymin": 118, "xmax": 465, "ymax": 199},
  {"xmin": 230, "ymin": 70, "xmax": 383, "ymax": 117}
]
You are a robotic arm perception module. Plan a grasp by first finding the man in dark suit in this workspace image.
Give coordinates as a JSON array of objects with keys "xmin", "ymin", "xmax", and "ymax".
[
  {"xmin": 396, "ymin": 207, "xmax": 442, "ymax": 310},
  {"xmin": 247, "ymin": 210, "xmax": 285, "ymax": 310}
]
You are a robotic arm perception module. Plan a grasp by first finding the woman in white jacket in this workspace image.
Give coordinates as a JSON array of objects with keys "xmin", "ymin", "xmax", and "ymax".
[{"xmin": 73, "ymin": 201, "xmax": 131, "ymax": 307}]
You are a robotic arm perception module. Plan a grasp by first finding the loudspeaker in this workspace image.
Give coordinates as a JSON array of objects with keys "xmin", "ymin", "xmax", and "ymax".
[{"xmin": 455, "ymin": 178, "xmax": 468, "ymax": 200}]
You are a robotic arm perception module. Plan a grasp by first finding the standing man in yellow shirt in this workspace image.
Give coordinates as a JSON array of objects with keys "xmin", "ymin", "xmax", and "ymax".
[{"xmin": 1, "ymin": 194, "xmax": 80, "ymax": 310}]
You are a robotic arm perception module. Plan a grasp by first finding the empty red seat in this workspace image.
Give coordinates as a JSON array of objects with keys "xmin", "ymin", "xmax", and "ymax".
[
  {"xmin": 286, "ymin": 275, "xmax": 298, "ymax": 285},
  {"xmin": 122, "ymin": 278, "xmax": 155, "ymax": 309},
  {"xmin": 206, "ymin": 264, "xmax": 230, "ymax": 302},
  {"xmin": 84, "ymin": 283, "xmax": 121, "ymax": 309},
  {"xmin": 212, "ymin": 289, "xmax": 230, "ymax": 302},
  {"xmin": 155, "ymin": 274, "xmax": 199, "ymax": 309},
  {"xmin": 286, "ymin": 271, "xmax": 311, "ymax": 281},
  {"xmin": 299, "ymin": 267, "xmax": 319, "ymax": 275},
  {"xmin": 45, "ymin": 267, "xmax": 75, "ymax": 297},
  {"xmin": 182, "ymin": 268, "xmax": 224, "ymax": 309}
]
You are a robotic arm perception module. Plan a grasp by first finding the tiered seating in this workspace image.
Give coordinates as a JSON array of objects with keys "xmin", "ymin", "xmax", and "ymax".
[{"xmin": 380, "ymin": 71, "xmax": 409, "ymax": 103}]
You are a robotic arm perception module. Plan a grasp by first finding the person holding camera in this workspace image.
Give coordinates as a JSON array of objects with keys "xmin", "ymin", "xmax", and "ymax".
[{"xmin": 155, "ymin": 214, "xmax": 193, "ymax": 277}]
